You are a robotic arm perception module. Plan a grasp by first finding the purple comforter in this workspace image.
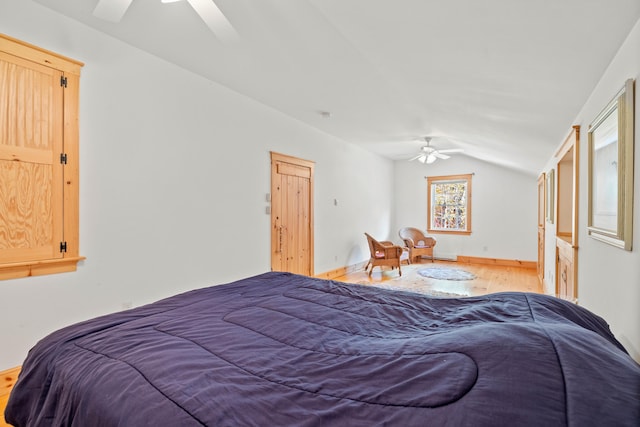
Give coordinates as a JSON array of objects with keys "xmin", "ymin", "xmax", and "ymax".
[{"xmin": 5, "ymin": 272, "xmax": 640, "ymax": 426}]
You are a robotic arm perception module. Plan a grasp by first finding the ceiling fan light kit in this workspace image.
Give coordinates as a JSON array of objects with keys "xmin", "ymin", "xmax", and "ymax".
[{"xmin": 409, "ymin": 137, "xmax": 463, "ymax": 164}]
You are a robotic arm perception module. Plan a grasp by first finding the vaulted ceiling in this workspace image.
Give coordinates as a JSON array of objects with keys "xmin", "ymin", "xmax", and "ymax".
[{"xmin": 34, "ymin": 0, "xmax": 640, "ymax": 174}]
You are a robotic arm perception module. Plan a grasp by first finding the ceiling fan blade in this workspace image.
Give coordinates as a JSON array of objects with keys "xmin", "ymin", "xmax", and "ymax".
[
  {"xmin": 409, "ymin": 153, "xmax": 424, "ymax": 161},
  {"xmin": 437, "ymin": 148, "xmax": 464, "ymax": 154},
  {"xmin": 93, "ymin": 0, "xmax": 134, "ymax": 23},
  {"xmin": 187, "ymin": 0, "xmax": 238, "ymax": 41},
  {"xmin": 434, "ymin": 152, "xmax": 450, "ymax": 160}
]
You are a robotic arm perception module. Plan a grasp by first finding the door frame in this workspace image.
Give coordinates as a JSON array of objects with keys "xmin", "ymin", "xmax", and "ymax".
[
  {"xmin": 537, "ymin": 173, "xmax": 546, "ymax": 284},
  {"xmin": 554, "ymin": 125, "xmax": 580, "ymax": 300}
]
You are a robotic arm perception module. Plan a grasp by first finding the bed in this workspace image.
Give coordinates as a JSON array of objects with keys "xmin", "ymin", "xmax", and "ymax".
[{"xmin": 5, "ymin": 271, "xmax": 640, "ymax": 426}]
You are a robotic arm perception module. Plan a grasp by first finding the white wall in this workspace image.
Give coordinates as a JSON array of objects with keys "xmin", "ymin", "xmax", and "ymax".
[
  {"xmin": 0, "ymin": 0, "xmax": 393, "ymax": 370},
  {"xmin": 393, "ymin": 156, "xmax": 537, "ymax": 262},
  {"xmin": 542, "ymin": 18, "xmax": 640, "ymax": 361}
]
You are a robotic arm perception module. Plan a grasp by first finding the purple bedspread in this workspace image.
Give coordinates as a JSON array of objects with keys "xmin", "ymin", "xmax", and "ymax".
[{"xmin": 5, "ymin": 272, "xmax": 640, "ymax": 426}]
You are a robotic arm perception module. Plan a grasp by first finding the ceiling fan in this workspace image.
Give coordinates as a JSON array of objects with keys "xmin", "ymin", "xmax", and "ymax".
[
  {"xmin": 93, "ymin": 0, "xmax": 237, "ymax": 41},
  {"xmin": 409, "ymin": 137, "xmax": 463, "ymax": 164}
]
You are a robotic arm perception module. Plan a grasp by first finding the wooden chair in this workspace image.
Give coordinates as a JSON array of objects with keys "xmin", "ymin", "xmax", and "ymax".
[
  {"xmin": 364, "ymin": 233, "xmax": 409, "ymax": 276},
  {"xmin": 398, "ymin": 227, "xmax": 437, "ymax": 263}
]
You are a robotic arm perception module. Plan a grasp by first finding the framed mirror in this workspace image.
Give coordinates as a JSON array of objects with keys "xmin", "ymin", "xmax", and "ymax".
[{"xmin": 587, "ymin": 79, "xmax": 635, "ymax": 250}]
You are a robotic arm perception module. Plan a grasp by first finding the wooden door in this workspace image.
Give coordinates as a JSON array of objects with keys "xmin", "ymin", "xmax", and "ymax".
[
  {"xmin": 270, "ymin": 152, "xmax": 314, "ymax": 276},
  {"xmin": 537, "ymin": 173, "xmax": 545, "ymax": 284},
  {"xmin": 0, "ymin": 51, "xmax": 64, "ymax": 264}
]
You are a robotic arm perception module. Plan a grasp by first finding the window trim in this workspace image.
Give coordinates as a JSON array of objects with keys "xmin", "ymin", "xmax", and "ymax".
[{"xmin": 427, "ymin": 174, "xmax": 472, "ymax": 235}]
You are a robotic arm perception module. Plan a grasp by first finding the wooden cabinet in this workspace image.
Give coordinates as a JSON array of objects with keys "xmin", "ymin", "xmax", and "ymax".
[
  {"xmin": 0, "ymin": 34, "xmax": 84, "ymax": 280},
  {"xmin": 555, "ymin": 126, "xmax": 579, "ymax": 302}
]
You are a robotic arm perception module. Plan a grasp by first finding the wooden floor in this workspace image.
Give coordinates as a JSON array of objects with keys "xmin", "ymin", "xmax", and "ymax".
[
  {"xmin": 1, "ymin": 367, "xmax": 20, "ymax": 427},
  {"xmin": 0, "ymin": 395, "xmax": 9, "ymax": 427},
  {"xmin": 333, "ymin": 260, "xmax": 543, "ymax": 296}
]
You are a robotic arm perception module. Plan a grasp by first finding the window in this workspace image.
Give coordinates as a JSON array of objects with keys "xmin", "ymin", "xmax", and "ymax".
[{"xmin": 427, "ymin": 174, "xmax": 472, "ymax": 235}]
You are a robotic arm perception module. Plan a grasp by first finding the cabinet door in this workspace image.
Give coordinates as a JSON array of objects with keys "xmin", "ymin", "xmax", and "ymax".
[
  {"xmin": 557, "ymin": 254, "xmax": 568, "ymax": 298},
  {"xmin": 0, "ymin": 52, "xmax": 64, "ymax": 263},
  {"xmin": 556, "ymin": 245, "xmax": 575, "ymax": 301}
]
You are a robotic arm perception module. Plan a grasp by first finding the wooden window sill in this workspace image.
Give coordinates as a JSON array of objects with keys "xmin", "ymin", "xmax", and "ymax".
[{"xmin": 0, "ymin": 257, "xmax": 85, "ymax": 281}]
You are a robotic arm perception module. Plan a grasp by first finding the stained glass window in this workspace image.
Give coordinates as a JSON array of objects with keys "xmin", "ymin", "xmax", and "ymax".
[{"xmin": 427, "ymin": 174, "xmax": 472, "ymax": 234}]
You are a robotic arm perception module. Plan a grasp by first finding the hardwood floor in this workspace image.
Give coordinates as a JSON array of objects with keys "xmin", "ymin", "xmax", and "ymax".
[
  {"xmin": 1, "ymin": 367, "xmax": 20, "ymax": 427},
  {"xmin": 0, "ymin": 395, "xmax": 10, "ymax": 427},
  {"xmin": 333, "ymin": 260, "xmax": 543, "ymax": 296}
]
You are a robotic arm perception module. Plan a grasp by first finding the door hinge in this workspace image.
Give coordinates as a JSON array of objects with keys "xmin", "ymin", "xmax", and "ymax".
[
  {"xmin": 60, "ymin": 153, "xmax": 68, "ymax": 164},
  {"xmin": 60, "ymin": 242, "xmax": 67, "ymax": 253},
  {"xmin": 60, "ymin": 76, "xmax": 67, "ymax": 88}
]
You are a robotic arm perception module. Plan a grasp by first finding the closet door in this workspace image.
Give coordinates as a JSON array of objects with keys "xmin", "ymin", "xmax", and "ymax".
[{"xmin": 0, "ymin": 52, "xmax": 64, "ymax": 263}]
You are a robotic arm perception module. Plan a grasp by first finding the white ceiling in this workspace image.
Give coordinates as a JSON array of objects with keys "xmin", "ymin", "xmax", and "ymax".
[{"xmin": 34, "ymin": 0, "xmax": 640, "ymax": 175}]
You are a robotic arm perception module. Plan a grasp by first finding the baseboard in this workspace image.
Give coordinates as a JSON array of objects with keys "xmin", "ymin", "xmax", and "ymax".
[
  {"xmin": 457, "ymin": 256, "xmax": 536, "ymax": 269},
  {"xmin": 315, "ymin": 261, "xmax": 368, "ymax": 280}
]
